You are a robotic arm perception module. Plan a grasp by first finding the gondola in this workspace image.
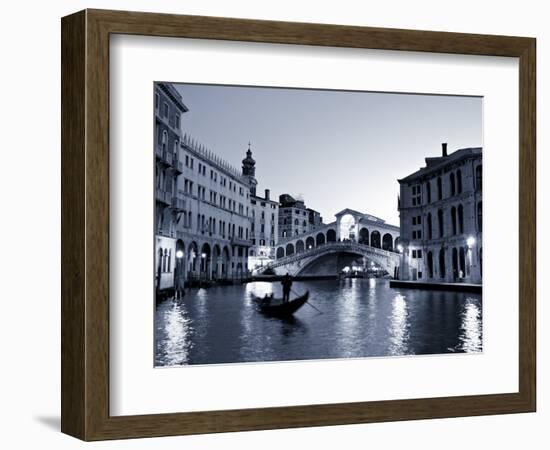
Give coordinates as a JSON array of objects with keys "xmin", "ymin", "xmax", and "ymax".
[{"xmin": 252, "ymin": 291, "xmax": 309, "ymax": 318}]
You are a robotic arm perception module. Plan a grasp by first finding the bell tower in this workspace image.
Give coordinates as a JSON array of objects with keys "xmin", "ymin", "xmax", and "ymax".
[{"xmin": 242, "ymin": 142, "xmax": 258, "ymax": 196}]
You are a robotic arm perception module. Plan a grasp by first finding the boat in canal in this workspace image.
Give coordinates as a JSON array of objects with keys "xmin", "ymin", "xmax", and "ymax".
[{"xmin": 253, "ymin": 291, "xmax": 309, "ymax": 318}]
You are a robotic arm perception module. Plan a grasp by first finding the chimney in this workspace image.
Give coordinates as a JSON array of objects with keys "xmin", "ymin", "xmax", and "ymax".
[
  {"xmin": 442, "ymin": 142, "xmax": 448, "ymax": 157},
  {"xmin": 265, "ymin": 189, "xmax": 270, "ymax": 200}
]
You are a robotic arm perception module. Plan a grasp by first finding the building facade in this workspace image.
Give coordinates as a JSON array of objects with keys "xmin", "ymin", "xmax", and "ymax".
[
  {"xmin": 172, "ymin": 137, "xmax": 253, "ymax": 288},
  {"xmin": 154, "ymin": 83, "xmax": 255, "ymax": 295},
  {"xmin": 278, "ymin": 194, "xmax": 323, "ymax": 239},
  {"xmin": 154, "ymin": 82, "xmax": 188, "ymax": 292},
  {"xmin": 397, "ymin": 143, "xmax": 482, "ymax": 284},
  {"xmin": 248, "ymin": 188, "xmax": 279, "ymax": 271}
]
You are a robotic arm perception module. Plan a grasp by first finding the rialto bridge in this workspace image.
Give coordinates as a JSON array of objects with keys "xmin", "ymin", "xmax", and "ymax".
[{"xmin": 258, "ymin": 209, "xmax": 401, "ymax": 277}]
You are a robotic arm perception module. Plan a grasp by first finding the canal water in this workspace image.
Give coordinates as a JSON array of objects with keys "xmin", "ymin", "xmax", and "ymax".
[{"xmin": 155, "ymin": 278, "xmax": 482, "ymax": 367}]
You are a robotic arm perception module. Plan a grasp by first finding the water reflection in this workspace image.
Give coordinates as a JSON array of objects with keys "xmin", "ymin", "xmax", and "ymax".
[
  {"xmin": 387, "ymin": 294, "xmax": 410, "ymax": 356},
  {"xmin": 155, "ymin": 298, "xmax": 193, "ymax": 366},
  {"xmin": 155, "ymin": 279, "xmax": 482, "ymax": 366},
  {"xmin": 458, "ymin": 297, "xmax": 483, "ymax": 352}
]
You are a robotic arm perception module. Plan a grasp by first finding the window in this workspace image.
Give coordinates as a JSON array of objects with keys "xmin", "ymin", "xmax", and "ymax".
[
  {"xmin": 411, "ymin": 184, "xmax": 421, "ymax": 206},
  {"xmin": 417, "ymin": 250, "xmax": 422, "ymax": 258},
  {"xmin": 412, "ymin": 250, "xmax": 417, "ymax": 258},
  {"xmin": 161, "ymin": 130, "xmax": 168, "ymax": 152},
  {"xmin": 162, "ymin": 102, "xmax": 169, "ymax": 118},
  {"xmin": 451, "ymin": 207, "xmax": 457, "ymax": 235},
  {"xmin": 476, "ymin": 165, "xmax": 482, "ymax": 191},
  {"xmin": 477, "ymin": 201, "xmax": 483, "ymax": 231},
  {"xmin": 457, "ymin": 169, "xmax": 463, "ymax": 193},
  {"xmin": 427, "ymin": 213, "xmax": 433, "ymax": 239},
  {"xmin": 458, "ymin": 204, "xmax": 464, "ymax": 234},
  {"xmin": 155, "ymin": 92, "xmax": 159, "ymax": 109},
  {"xmin": 450, "ymin": 172, "xmax": 456, "ymax": 196},
  {"xmin": 438, "ymin": 209, "xmax": 444, "ymax": 237},
  {"xmin": 437, "ymin": 176, "xmax": 443, "ymax": 200},
  {"xmin": 175, "ymin": 113, "xmax": 180, "ymax": 129}
]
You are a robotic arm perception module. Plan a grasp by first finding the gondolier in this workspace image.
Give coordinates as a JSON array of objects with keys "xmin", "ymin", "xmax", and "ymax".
[
  {"xmin": 281, "ymin": 273, "xmax": 293, "ymax": 303},
  {"xmin": 252, "ymin": 291, "xmax": 310, "ymax": 318}
]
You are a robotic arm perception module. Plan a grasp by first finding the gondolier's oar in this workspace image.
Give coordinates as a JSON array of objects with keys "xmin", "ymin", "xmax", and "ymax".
[{"xmin": 292, "ymin": 288, "xmax": 324, "ymax": 314}]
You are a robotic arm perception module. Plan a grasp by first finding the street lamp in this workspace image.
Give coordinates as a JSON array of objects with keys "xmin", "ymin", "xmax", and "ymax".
[
  {"xmin": 466, "ymin": 236, "xmax": 476, "ymax": 279},
  {"xmin": 397, "ymin": 244, "xmax": 403, "ymax": 253},
  {"xmin": 175, "ymin": 250, "xmax": 184, "ymax": 297}
]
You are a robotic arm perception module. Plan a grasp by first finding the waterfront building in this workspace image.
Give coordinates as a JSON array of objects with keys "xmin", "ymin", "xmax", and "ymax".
[
  {"xmin": 240, "ymin": 145, "xmax": 280, "ymax": 271},
  {"xmin": 172, "ymin": 137, "xmax": 253, "ymax": 287},
  {"xmin": 154, "ymin": 82, "xmax": 188, "ymax": 293},
  {"xmin": 397, "ymin": 143, "xmax": 482, "ymax": 284},
  {"xmin": 248, "ymin": 188, "xmax": 279, "ymax": 271},
  {"xmin": 278, "ymin": 194, "xmax": 323, "ymax": 239},
  {"xmin": 155, "ymin": 83, "xmax": 255, "ymax": 294}
]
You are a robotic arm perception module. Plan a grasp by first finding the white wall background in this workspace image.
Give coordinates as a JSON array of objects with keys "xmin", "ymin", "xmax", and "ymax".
[{"xmin": 0, "ymin": 1, "xmax": 546, "ymax": 448}]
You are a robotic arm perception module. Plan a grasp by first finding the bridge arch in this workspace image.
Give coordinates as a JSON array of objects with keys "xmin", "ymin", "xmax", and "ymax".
[
  {"xmin": 296, "ymin": 239, "xmax": 305, "ymax": 253},
  {"xmin": 382, "ymin": 233, "xmax": 393, "ymax": 251},
  {"xmin": 327, "ymin": 228, "xmax": 336, "ymax": 242},
  {"xmin": 276, "ymin": 247, "xmax": 285, "ymax": 259},
  {"xmin": 359, "ymin": 227, "xmax": 369, "ymax": 244},
  {"xmin": 306, "ymin": 236, "xmax": 315, "ymax": 250},
  {"xmin": 262, "ymin": 241, "xmax": 400, "ymax": 278},
  {"xmin": 316, "ymin": 232, "xmax": 326, "ymax": 246},
  {"xmin": 286, "ymin": 242, "xmax": 295, "ymax": 256},
  {"xmin": 296, "ymin": 244, "xmax": 399, "ymax": 277},
  {"xmin": 370, "ymin": 230, "xmax": 381, "ymax": 248},
  {"xmin": 339, "ymin": 213, "xmax": 357, "ymax": 240}
]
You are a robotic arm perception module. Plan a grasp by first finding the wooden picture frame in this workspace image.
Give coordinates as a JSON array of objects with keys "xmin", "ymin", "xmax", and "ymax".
[{"xmin": 61, "ymin": 9, "xmax": 536, "ymax": 441}]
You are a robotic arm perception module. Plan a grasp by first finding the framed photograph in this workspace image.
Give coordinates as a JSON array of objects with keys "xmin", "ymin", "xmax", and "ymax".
[{"xmin": 61, "ymin": 9, "xmax": 536, "ymax": 440}]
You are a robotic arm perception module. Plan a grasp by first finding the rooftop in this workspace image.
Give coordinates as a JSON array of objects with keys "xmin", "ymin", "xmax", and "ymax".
[
  {"xmin": 398, "ymin": 146, "xmax": 482, "ymax": 183},
  {"xmin": 181, "ymin": 133, "xmax": 247, "ymax": 183}
]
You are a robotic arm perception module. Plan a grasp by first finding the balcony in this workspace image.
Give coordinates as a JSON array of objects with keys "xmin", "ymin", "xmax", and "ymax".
[
  {"xmin": 172, "ymin": 156, "xmax": 184, "ymax": 173},
  {"xmin": 155, "ymin": 145, "xmax": 173, "ymax": 166},
  {"xmin": 155, "ymin": 188, "xmax": 171, "ymax": 205},
  {"xmin": 171, "ymin": 196, "xmax": 185, "ymax": 211}
]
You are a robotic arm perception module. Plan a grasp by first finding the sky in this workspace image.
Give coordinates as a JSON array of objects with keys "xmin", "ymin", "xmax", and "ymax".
[{"xmin": 173, "ymin": 83, "xmax": 482, "ymax": 225}]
